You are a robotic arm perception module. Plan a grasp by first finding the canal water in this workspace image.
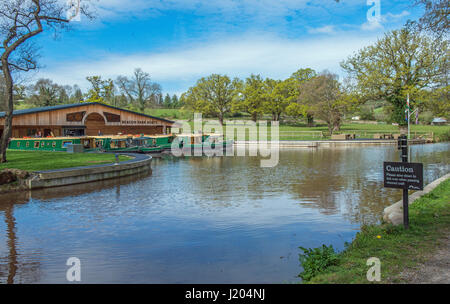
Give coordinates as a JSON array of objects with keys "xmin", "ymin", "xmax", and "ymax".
[{"xmin": 0, "ymin": 143, "xmax": 449, "ymax": 283}]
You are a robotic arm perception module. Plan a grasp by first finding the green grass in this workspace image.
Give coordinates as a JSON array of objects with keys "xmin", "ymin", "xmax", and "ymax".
[
  {"xmin": 144, "ymin": 108, "xmax": 193, "ymax": 120},
  {"xmin": 303, "ymin": 179, "xmax": 450, "ymax": 284},
  {"xmin": 177, "ymin": 120, "xmax": 449, "ymax": 141},
  {"xmin": 0, "ymin": 151, "xmax": 131, "ymax": 172}
]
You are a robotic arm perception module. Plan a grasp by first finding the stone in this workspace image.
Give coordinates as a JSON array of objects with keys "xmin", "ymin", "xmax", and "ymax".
[{"xmin": 0, "ymin": 169, "xmax": 30, "ymax": 185}]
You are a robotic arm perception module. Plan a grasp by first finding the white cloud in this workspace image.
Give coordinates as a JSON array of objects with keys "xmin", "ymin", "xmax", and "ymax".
[
  {"xmin": 38, "ymin": 32, "xmax": 380, "ymax": 94},
  {"xmin": 308, "ymin": 25, "xmax": 336, "ymax": 35},
  {"xmin": 361, "ymin": 10, "xmax": 411, "ymax": 31}
]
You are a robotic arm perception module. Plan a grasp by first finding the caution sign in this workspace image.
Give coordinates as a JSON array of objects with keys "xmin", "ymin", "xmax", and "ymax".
[{"xmin": 384, "ymin": 162, "xmax": 424, "ymax": 190}]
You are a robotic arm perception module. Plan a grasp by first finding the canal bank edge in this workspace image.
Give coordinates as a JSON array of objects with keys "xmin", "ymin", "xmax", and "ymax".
[
  {"xmin": 26, "ymin": 153, "xmax": 152, "ymax": 190},
  {"xmin": 233, "ymin": 139, "xmax": 428, "ymax": 148},
  {"xmin": 383, "ymin": 173, "xmax": 450, "ymax": 225}
]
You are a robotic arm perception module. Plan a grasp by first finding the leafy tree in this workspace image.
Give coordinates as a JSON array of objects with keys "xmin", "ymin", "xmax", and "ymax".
[
  {"xmin": 263, "ymin": 78, "xmax": 298, "ymax": 121},
  {"xmin": 298, "ymin": 71, "xmax": 351, "ymax": 134},
  {"xmin": 115, "ymin": 68, "xmax": 161, "ymax": 112},
  {"xmin": 423, "ymin": 86, "xmax": 450, "ymax": 118},
  {"xmin": 341, "ymin": 28, "xmax": 448, "ymax": 124},
  {"xmin": 284, "ymin": 68, "xmax": 317, "ymax": 125},
  {"xmin": 182, "ymin": 74, "xmax": 241, "ymax": 125},
  {"xmin": 85, "ymin": 76, "xmax": 115, "ymax": 104},
  {"xmin": 163, "ymin": 94, "xmax": 172, "ymax": 108},
  {"xmin": 172, "ymin": 94, "xmax": 180, "ymax": 108},
  {"xmin": 235, "ymin": 74, "xmax": 265, "ymax": 122}
]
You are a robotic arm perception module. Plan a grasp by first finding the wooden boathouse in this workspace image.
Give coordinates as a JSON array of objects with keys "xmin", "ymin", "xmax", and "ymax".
[{"xmin": 0, "ymin": 102, "xmax": 174, "ymax": 138}]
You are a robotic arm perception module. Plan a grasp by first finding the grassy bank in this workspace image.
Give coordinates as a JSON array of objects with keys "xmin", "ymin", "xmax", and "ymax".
[
  {"xmin": 301, "ymin": 178, "xmax": 450, "ymax": 284},
  {"xmin": 181, "ymin": 121, "xmax": 449, "ymax": 141},
  {"xmin": 0, "ymin": 151, "xmax": 131, "ymax": 172}
]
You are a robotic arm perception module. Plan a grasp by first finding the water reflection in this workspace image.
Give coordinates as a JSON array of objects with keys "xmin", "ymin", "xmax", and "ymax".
[{"xmin": 0, "ymin": 143, "xmax": 448, "ymax": 283}]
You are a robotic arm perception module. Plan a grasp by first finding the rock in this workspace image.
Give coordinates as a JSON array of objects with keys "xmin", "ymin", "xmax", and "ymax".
[{"xmin": 0, "ymin": 169, "xmax": 31, "ymax": 185}]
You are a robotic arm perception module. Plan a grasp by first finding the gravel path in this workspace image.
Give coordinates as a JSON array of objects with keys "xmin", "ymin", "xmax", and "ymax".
[{"xmin": 399, "ymin": 231, "xmax": 450, "ymax": 284}]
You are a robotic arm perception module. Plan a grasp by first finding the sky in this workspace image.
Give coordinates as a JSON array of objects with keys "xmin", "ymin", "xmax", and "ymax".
[{"xmin": 32, "ymin": 0, "xmax": 423, "ymax": 96}]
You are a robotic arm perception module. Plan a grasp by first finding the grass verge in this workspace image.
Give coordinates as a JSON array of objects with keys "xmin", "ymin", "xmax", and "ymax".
[
  {"xmin": 0, "ymin": 151, "xmax": 131, "ymax": 172},
  {"xmin": 302, "ymin": 178, "xmax": 450, "ymax": 284}
]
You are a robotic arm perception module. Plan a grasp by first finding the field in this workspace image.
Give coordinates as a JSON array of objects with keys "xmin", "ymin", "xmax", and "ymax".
[
  {"xmin": 0, "ymin": 151, "xmax": 130, "ymax": 172},
  {"xmin": 146, "ymin": 108, "xmax": 449, "ymax": 141}
]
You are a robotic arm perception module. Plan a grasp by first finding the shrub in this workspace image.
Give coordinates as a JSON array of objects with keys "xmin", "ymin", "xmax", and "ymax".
[{"xmin": 298, "ymin": 244, "xmax": 340, "ymax": 281}]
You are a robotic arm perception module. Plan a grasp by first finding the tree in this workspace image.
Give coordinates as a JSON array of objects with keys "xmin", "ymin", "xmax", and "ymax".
[
  {"xmin": 263, "ymin": 78, "xmax": 298, "ymax": 121},
  {"xmin": 115, "ymin": 68, "xmax": 161, "ymax": 112},
  {"xmin": 235, "ymin": 74, "xmax": 265, "ymax": 122},
  {"xmin": 71, "ymin": 84, "xmax": 84, "ymax": 103},
  {"xmin": 284, "ymin": 68, "xmax": 317, "ymax": 125},
  {"xmin": 341, "ymin": 27, "xmax": 448, "ymax": 124},
  {"xmin": 412, "ymin": 0, "xmax": 449, "ymax": 36},
  {"xmin": 182, "ymin": 74, "xmax": 241, "ymax": 125},
  {"xmin": 0, "ymin": 0, "xmax": 92, "ymax": 163},
  {"xmin": 163, "ymin": 94, "xmax": 172, "ymax": 108},
  {"xmin": 172, "ymin": 94, "xmax": 180, "ymax": 108},
  {"xmin": 29, "ymin": 78, "xmax": 60, "ymax": 107},
  {"xmin": 85, "ymin": 76, "xmax": 115, "ymax": 104},
  {"xmin": 298, "ymin": 72, "xmax": 349, "ymax": 134}
]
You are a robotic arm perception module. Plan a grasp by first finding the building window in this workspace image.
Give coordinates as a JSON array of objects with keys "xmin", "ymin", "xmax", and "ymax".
[
  {"xmin": 103, "ymin": 112, "xmax": 121, "ymax": 122},
  {"xmin": 66, "ymin": 111, "xmax": 86, "ymax": 122}
]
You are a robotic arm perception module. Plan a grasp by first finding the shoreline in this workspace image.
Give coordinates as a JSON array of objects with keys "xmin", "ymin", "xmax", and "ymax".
[{"xmin": 302, "ymin": 175, "xmax": 450, "ymax": 284}]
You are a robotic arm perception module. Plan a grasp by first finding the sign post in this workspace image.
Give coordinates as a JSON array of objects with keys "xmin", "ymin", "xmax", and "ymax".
[
  {"xmin": 383, "ymin": 135, "xmax": 423, "ymax": 229},
  {"xmin": 400, "ymin": 135, "xmax": 409, "ymax": 229}
]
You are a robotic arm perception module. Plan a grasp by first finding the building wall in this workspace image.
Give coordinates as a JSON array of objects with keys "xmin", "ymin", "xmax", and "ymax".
[{"xmin": 0, "ymin": 103, "xmax": 172, "ymax": 138}]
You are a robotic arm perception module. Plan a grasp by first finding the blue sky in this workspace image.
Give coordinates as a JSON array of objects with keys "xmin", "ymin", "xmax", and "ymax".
[{"xmin": 33, "ymin": 0, "xmax": 423, "ymax": 96}]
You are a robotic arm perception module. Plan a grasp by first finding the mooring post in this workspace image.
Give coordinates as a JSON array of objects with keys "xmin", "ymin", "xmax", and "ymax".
[{"xmin": 400, "ymin": 135, "xmax": 409, "ymax": 229}]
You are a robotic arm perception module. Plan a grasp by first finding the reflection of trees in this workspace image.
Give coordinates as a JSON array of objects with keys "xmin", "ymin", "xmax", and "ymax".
[
  {"xmin": 0, "ymin": 195, "xmax": 41, "ymax": 284},
  {"xmin": 288, "ymin": 148, "xmax": 349, "ymax": 215}
]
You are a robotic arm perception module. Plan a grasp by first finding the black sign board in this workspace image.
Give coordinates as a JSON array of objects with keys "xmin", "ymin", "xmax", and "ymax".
[{"xmin": 384, "ymin": 162, "xmax": 423, "ymax": 190}]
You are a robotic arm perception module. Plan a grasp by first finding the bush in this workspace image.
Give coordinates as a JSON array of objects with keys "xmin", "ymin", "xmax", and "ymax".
[{"xmin": 298, "ymin": 244, "xmax": 340, "ymax": 281}]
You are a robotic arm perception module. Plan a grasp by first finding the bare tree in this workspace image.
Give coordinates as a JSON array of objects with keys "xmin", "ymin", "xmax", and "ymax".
[
  {"xmin": 116, "ymin": 68, "xmax": 162, "ymax": 112},
  {"xmin": 0, "ymin": 0, "xmax": 92, "ymax": 163}
]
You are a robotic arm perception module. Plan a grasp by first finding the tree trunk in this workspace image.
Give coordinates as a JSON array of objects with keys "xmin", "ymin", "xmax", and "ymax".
[
  {"xmin": 306, "ymin": 114, "xmax": 314, "ymax": 127},
  {"xmin": 0, "ymin": 60, "xmax": 13, "ymax": 163},
  {"xmin": 252, "ymin": 112, "xmax": 257, "ymax": 122}
]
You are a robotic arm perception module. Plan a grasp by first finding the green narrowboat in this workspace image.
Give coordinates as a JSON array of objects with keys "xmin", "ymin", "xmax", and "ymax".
[
  {"xmin": 8, "ymin": 137, "xmax": 101, "ymax": 152},
  {"xmin": 136, "ymin": 134, "xmax": 175, "ymax": 150},
  {"xmin": 171, "ymin": 133, "xmax": 234, "ymax": 151}
]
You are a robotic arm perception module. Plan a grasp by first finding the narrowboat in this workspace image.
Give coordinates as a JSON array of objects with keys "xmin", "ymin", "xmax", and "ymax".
[
  {"xmin": 8, "ymin": 137, "xmax": 101, "ymax": 152},
  {"xmin": 171, "ymin": 133, "xmax": 234, "ymax": 154}
]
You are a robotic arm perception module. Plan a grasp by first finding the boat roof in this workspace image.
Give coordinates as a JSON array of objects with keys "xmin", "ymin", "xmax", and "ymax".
[{"xmin": 11, "ymin": 136, "xmax": 98, "ymax": 140}]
